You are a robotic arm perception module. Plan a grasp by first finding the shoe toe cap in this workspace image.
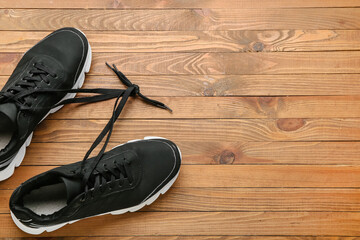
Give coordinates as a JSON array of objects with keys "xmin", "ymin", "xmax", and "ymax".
[{"xmin": 134, "ymin": 138, "xmax": 181, "ymax": 195}]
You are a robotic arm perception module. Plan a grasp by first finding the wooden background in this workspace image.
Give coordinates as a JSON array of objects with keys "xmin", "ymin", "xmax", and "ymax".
[{"xmin": 1, "ymin": 0, "xmax": 360, "ymax": 238}]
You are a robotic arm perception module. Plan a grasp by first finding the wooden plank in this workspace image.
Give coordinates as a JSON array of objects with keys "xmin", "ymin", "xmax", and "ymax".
[
  {"xmin": 2, "ymin": 74, "xmax": 360, "ymax": 96},
  {"xmin": 4, "ymin": 188, "xmax": 360, "ymax": 213},
  {"xmin": 2, "ymin": 211, "xmax": 360, "ymax": 236},
  {"xmin": 42, "ymin": 96, "xmax": 360, "ymax": 119},
  {"xmin": 1, "ymin": 237, "xmax": 357, "ymax": 240},
  {"xmin": 0, "ymin": 238, "xmax": 357, "ymax": 240},
  {"xmin": 118, "ymin": 188, "xmax": 360, "ymax": 212},
  {"xmin": 2, "ymin": 30, "xmax": 360, "ymax": 53},
  {"xmin": 75, "ymin": 51, "xmax": 360, "ymax": 75},
  {"xmin": 0, "ymin": 237, "xmax": 358, "ymax": 240},
  {"xmin": 31, "ymin": 118, "xmax": 360, "ymax": 143},
  {"xmin": 1, "ymin": 9, "xmax": 360, "ymax": 31},
  {"xmin": 3, "ymin": 165, "xmax": 360, "ymax": 189},
  {"xmin": 1, "ymin": 52, "xmax": 360, "ymax": 76},
  {"xmin": 2, "ymin": 0, "xmax": 360, "ymax": 9},
  {"xmin": 22, "ymin": 141, "xmax": 360, "ymax": 165},
  {"xmin": 79, "ymin": 74, "xmax": 360, "ymax": 96}
]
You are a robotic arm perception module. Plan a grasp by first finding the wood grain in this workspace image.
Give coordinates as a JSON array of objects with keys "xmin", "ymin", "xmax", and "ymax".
[
  {"xmin": 2, "ymin": 74, "xmax": 360, "ymax": 96},
  {"xmin": 3, "ymin": 165, "xmax": 360, "ymax": 189},
  {"xmin": 4, "ymin": 188, "xmax": 360, "ymax": 213},
  {"xmin": 1, "ymin": 0, "xmax": 360, "ymax": 238},
  {"xmin": 1, "ymin": 8, "xmax": 360, "ymax": 31},
  {"xmin": 22, "ymin": 141, "xmax": 360, "ymax": 165},
  {"xmin": 3, "ymin": 211, "xmax": 360, "ymax": 237},
  {"xmin": 31, "ymin": 118, "xmax": 360, "ymax": 143},
  {"xmin": 1, "ymin": 0, "xmax": 360, "ymax": 9},
  {"xmin": 2, "ymin": 52, "xmax": 360, "ymax": 76},
  {"xmin": 2, "ymin": 30, "xmax": 360, "ymax": 53},
  {"xmin": 40, "ymin": 96, "xmax": 360, "ymax": 119}
]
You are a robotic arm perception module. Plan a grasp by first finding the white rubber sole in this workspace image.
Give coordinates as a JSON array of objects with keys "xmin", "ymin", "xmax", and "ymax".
[
  {"xmin": 0, "ymin": 35, "xmax": 92, "ymax": 182},
  {"xmin": 11, "ymin": 136, "xmax": 181, "ymax": 235}
]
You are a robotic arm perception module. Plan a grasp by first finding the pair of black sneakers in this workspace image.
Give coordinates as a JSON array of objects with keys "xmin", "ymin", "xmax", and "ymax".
[{"xmin": 0, "ymin": 28, "xmax": 181, "ymax": 234}]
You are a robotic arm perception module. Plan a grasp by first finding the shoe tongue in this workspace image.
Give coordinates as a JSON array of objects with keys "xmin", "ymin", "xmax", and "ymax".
[
  {"xmin": 60, "ymin": 176, "xmax": 82, "ymax": 204},
  {"xmin": 0, "ymin": 103, "xmax": 18, "ymax": 130}
]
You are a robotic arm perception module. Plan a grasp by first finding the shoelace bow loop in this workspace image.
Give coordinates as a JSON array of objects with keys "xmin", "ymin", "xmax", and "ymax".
[{"xmin": 105, "ymin": 62, "xmax": 172, "ymax": 112}]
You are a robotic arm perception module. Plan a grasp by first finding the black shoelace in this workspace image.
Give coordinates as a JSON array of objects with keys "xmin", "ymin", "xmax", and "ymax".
[
  {"xmin": 0, "ymin": 62, "xmax": 57, "ymax": 108},
  {"xmin": 0, "ymin": 62, "xmax": 172, "ymax": 195},
  {"xmin": 85, "ymin": 154, "xmax": 134, "ymax": 198}
]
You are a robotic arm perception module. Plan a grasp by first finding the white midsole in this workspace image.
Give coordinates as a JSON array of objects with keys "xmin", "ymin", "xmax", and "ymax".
[
  {"xmin": 11, "ymin": 136, "xmax": 181, "ymax": 235},
  {"xmin": 0, "ymin": 32, "xmax": 92, "ymax": 182}
]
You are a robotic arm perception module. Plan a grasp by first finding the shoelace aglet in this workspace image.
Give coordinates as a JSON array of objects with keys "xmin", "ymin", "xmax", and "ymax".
[
  {"xmin": 145, "ymin": 99, "xmax": 173, "ymax": 113},
  {"xmin": 105, "ymin": 62, "xmax": 113, "ymax": 70},
  {"xmin": 161, "ymin": 104, "xmax": 173, "ymax": 113},
  {"xmin": 105, "ymin": 62, "xmax": 121, "ymax": 75}
]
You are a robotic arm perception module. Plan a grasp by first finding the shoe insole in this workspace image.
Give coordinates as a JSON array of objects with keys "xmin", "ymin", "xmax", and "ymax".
[
  {"xmin": 0, "ymin": 116, "xmax": 14, "ymax": 150},
  {"xmin": 0, "ymin": 130, "xmax": 12, "ymax": 150},
  {"xmin": 23, "ymin": 183, "xmax": 67, "ymax": 215}
]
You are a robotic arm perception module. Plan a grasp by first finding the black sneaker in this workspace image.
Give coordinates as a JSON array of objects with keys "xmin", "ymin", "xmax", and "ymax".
[
  {"xmin": 10, "ymin": 137, "xmax": 181, "ymax": 234},
  {"xmin": 9, "ymin": 63, "xmax": 178, "ymax": 234},
  {"xmin": 0, "ymin": 27, "xmax": 91, "ymax": 181}
]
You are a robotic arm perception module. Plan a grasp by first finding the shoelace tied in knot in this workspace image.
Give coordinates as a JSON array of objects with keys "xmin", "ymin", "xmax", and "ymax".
[{"xmin": 105, "ymin": 63, "xmax": 172, "ymax": 112}]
